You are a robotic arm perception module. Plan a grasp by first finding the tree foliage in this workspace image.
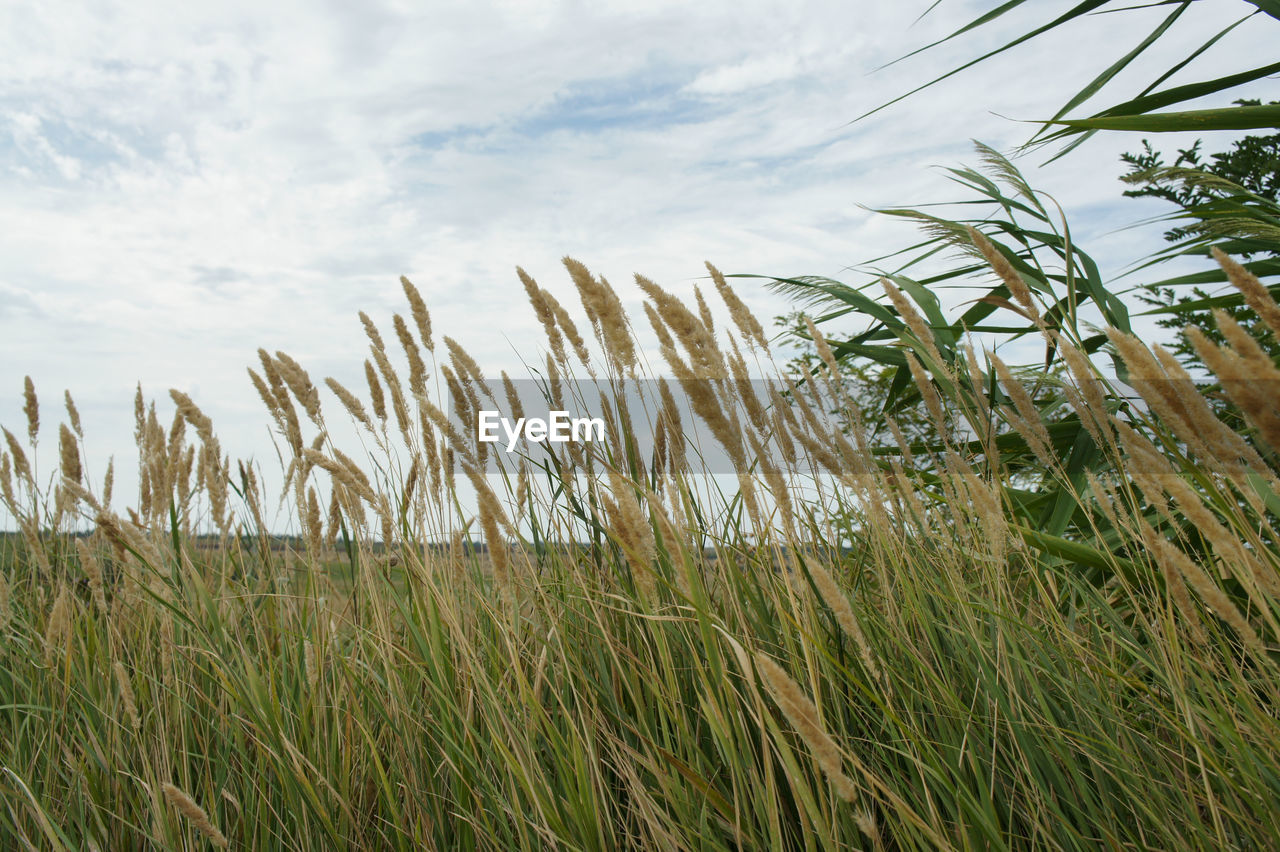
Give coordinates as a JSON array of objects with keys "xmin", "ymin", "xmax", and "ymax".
[
  {"xmin": 752, "ymin": 1, "xmax": 1280, "ymax": 581},
  {"xmin": 1116, "ymin": 103, "xmax": 1280, "ymax": 441}
]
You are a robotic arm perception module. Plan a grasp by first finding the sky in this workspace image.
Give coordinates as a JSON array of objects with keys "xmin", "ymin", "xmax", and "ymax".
[{"xmin": 1, "ymin": 0, "xmax": 1276, "ymax": 530}]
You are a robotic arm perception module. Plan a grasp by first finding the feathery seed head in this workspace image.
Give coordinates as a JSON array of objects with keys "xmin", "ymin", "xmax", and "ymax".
[
  {"xmin": 808, "ymin": 559, "xmax": 884, "ymax": 689},
  {"xmin": 44, "ymin": 584, "xmax": 72, "ymax": 665},
  {"xmin": 368, "ymin": 343, "xmax": 411, "ymax": 435},
  {"xmin": 102, "ymin": 457, "xmax": 114, "ymax": 508},
  {"xmin": 639, "ymin": 273, "xmax": 723, "ymax": 377},
  {"xmin": 394, "ymin": 313, "xmax": 428, "ymax": 396},
  {"xmin": 904, "ymin": 353, "xmax": 948, "ymax": 438},
  {"xmin": 59, "ymin": 423, "xmax": 81, "ymax": 486},
  {"xmin": 3, "ymin": 427, "xmax": 31, "ymax": 482},
  {"xmin": 364, "ymin": 359, "xmax": 387, "ymax": 421},
  {"xmin": 694, "ymin": 284, "xmax": 715, "ymax": 335},
  {"xmin": 168, "ymin": 389, "xmax": 214, "ymax": 445},
  {"xmin": 880, "ymin": 278, "xmax": 947, "ymax": 369},
  {"xmin": 564, "ymin": 257, "xmax": 637, "ymax": 373},
  {"xmin": 988, "ymin": 351, "xmax": 1055, "ymax": 468},
  {"xmin": 444, "ymin": 336, "xmax": 488, "ymax": 389},
  {"xmin": 400, "ymin": 274, "xmax": 435, "ymax": 351},
  {"xmin": 1213, "ymin": 246, "xmax": 1280, "ymax": 340},
  {"xmin": 114, "ymin": 661, "xmax": 140, "ymax": 731},
  {"xmin": 324, "ymin": 376, "xmax": 373, "ymax": 430},
  {"xmin": 163, "ymin": 783, "xmax": 229, "ymax": 848},
  {"xmin": 549, "ymin": 290, "xmax": 594, "ymax": 369},
  {"xmin": 359, "ymin": 310, "xmax": 385, "ymax": 351},
  {"xmin": 274, "ymin": 350, "xmax": 322, "ymax": 424},
  {"xmin": 754, "ymin": 652, "xmax": 858, "ymax": 802},
  {"xmin": 518, "ymin": 267, "xmax": 567, "ymax": 364},
  {"xmin": 22, "ymin": 376, "xmax": 38, "ymax": 443},
  {"xmin": 967, "ymin": 226, "xmax": 1040, "ymax": 320},
  {"xmin": 133, "ymin": 383, "xmax": 145, "ymax": 443},
  {"xmin": 707, "ymin": 261, "xmax": 768, "ymax": 351},
  {"xmin": 64, "ymin": 390, "xmax": 82, "ymax": 438}
]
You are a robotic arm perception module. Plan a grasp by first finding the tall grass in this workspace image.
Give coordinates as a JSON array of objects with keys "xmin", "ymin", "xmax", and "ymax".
[{"xmin": 2, "ymin": 249, "xmax": 1279, "ymax": 849}]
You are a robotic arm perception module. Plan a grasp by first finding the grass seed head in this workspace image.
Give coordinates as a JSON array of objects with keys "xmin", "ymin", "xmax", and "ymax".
[
  {"xmin": 369, "ymin": 343, "xmax": 411, "ymax": 437},
  {"xmin": 967, "ymin": 226, "xmax": 1041, "ymax": 322},
  {"xmin": 1213, "ymin": 246, "xmax": 1280, "ymax": 340},
  {"xmin": 904, "ymin": 353, "xmax": 949, "ymax": 440},
  {"xmin": 102, "ymin": 456, "xmax": 114, "ymax": 508},
  {"xmin": 274, "ymin": 350, "xmax": 322, "ymax": 424},
  {"xmin": 363, "ymin": 359, "xmax": 387, "ymax": 421},
  {"xmin": 76, "ymin": 538, "xmax": 107, "ymax": 614},
  {"xmin": 324, "ymin": 377, "xmax": 373, "ymax": 431},
  {"xmin": 64, "ymin": 390, "xmax": 82, "ymax": 438},
  {"xmin": 518, "ymin": 267, "xmax": 567, "ymax": 365},
  {"xmin": 394, "ymin": 313, "xmax": 428, "ymax": 396},
  {"xmin": 564, "ymin": 257, "xmax": 637, "ymax": 373},
  {"xmin": 114, "ymin": 661, "xmax": 140, "ymax": 732},
  {"xmin": 881, "ymin": 278, "xmax": 947, "ymax": 370},
  {"xmin": 3, "ymin": 427, "xmax": 30, "ymax": 483},
  {"xmin": 754, "ymin": 652, "xmax": 859, "ymax": 803},
  {"xmin": 162, "ymin": 783, "xmax": 229, "ymax": 848},
  {"xmin": 359, "ymin": 310, "xmax": 385, "ymax": 352},
  {"xmin": 988, "ymin": 351, "xmax": 1055, "ymax": 468},
  {"xmin": 400, "ymin": 274, "xmax": 435, "ymax": 352},
  {"xmin": 808, "ymin": 560, "xmax": 884, "ymax": 689},
  {"xmin": 44, "ymin": 584, "xmax": 72, "ymax": 665},
  {"xmin": 59, "ymin": 423, "xmax": 82, "ymax": 486},
  {"xmin": 707, "ymin": 261, "xmax": 768, "ymax": 351},
  {"xmin": 22, "ymin": 376, "xmax": 38, "ymax": 443}
]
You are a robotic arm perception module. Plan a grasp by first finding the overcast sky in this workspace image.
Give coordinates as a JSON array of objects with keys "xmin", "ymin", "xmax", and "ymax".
[{"xmin": 2, "ymin": 0, "xmax": 1276, "ymax": 528}]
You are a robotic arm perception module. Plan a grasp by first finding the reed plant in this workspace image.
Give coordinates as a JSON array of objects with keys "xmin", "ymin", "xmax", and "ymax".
[{"xmin": 1, "ymin": 246, "xmax": 1279, "ymax": 849}]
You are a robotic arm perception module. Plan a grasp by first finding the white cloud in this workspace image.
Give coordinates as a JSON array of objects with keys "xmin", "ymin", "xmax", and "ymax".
[{"xmin": 684, "ymin": 53, "xmax": 810, "ymax": 96}]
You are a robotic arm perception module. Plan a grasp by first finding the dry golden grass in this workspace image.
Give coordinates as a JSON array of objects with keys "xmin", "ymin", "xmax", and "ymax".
[{"xmin": 0, "ymin": 249, "xmax": 1278, "ymax": 849}]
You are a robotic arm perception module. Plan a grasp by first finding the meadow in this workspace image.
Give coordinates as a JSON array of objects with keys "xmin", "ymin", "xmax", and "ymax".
[{"xmin": 2, "ymin": 235, "xmax": 1280, "ymax": 849}]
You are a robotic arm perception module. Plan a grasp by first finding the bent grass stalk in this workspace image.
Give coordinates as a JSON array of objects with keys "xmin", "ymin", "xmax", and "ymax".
[{"xmin": 0, "ymin": 254, "xmax": 1278, "ymax": 848}]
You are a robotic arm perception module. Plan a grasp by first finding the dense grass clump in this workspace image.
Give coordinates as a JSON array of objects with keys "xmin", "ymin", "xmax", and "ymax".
[{"xmin": 2, "ymin": 248, "xmax": 1280, "ymax": 850}]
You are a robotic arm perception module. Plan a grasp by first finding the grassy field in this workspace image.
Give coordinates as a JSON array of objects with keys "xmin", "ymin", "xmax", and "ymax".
[{"xmin": 3, "ymin": 250, "xmax": 1280, "ymax": 850}]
